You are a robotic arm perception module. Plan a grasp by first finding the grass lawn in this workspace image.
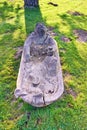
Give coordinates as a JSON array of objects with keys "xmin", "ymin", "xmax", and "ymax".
[{"xmin": 0, "ymin": 0, "xmax": 87, "ymax": 129}]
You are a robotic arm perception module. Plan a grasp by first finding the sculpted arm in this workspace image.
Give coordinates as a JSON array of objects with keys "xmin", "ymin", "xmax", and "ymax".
[
  {"xmin": 23, "ymin": 35, "xmax": 33, "ymax": 62},
  {"xmin": 47, "ymin": 37, "xmax": 58, "ymax": 57}
]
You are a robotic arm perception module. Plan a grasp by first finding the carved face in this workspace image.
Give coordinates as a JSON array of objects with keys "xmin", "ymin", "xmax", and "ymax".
[{"xmin": 35, "ymin": 23, "xmax": 47, "ymax": 37}]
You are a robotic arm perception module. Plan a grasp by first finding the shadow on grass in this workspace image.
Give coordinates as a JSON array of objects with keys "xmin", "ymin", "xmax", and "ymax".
[
  {"xmin": 1, "ymin": 2, "xmax": 87, "ymax": 130},
  {"xmin": 58, "ymin": 13, "xmax": 87, "ymax": 37},
  {"xmin": 0, "ymin": 2, "xmax": 25, "ymax": 84},
  {"xmin": 0, "ymin": 2, "xmax": 59, "ymax": 129},
  {"xmin": 57, "ymin": 13, "xmax": 87, "ymax": 77},
  {"xmin": 24, "ymin": 6, "xmax": 46, "ymax": 36},
  {"xmin": 11, "ymin": 6, "xmax": 87, "ymax": 130}
]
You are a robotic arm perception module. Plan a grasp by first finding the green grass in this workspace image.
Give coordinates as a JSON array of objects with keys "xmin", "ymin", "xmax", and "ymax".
[{"xmin": 0, "ymin": 0, "xmax": 87, "ymax": 129}]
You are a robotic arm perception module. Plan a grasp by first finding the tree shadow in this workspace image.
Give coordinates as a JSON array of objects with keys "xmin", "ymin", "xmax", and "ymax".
[
  {"xmin": 0, "ymin": 2, "xmax": 25, "ymax": 76},
  {"xmin": 24, "ymin": 5, "xmax": 60, "ymax": 37},
  {"xmin": 57, "ymin": 13, "xmax": 87, "ymax": 77},
  {"xmin": 14, "ymin": 5, "xmax": 87, "ymax": 130},
  {"xmin": 24, "ymin": 6, "xmax": 46, "ymax": 36},
  {"xmin": 0, "ymin": 1, "xmax": 59, "ymax": 127},
  {"xmin": 58, "ymin": 13, "xmax": 87, "ymax": 36},
  {"xmin": 0, "ymin": 1, "xmax": 87, "ymax": 130}
]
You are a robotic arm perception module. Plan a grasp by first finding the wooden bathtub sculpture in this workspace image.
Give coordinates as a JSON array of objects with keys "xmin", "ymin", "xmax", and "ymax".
[{"xmin": 14, "ymin": 23, "xmax": 64, "ymax": 107}]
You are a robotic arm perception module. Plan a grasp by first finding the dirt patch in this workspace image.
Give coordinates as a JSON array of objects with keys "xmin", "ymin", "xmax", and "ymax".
[
  {"xmin": 64, "ymin": 72, "xmax": 72, "ymax": 80},
  {"xmin": 67, "ymin": 10, "xmax": 84, "ymax": 16},
  {"xmin": 11, "ymin": 96, "xmax": 17, "ymax": 105},
  {"xmin": 48, "ymin": 31, "xmax": 58, "ymax": 37},
  {"xmin": 35, "ymin": 118, "xmax": 42, "ymax": 126},
  {"xmin": 63, "ymin": 72, "xmax": 72, "ymax": 89},
  {"xmin": 61, "ymin": 36, "xmax": 71, "ymax": 43},
  {"xmin": 73, "ymin": 29, "xmax": 87, "ymax": 43},
  {"xmin": 9, "ymin": 113, "xmax": 23, "ymax": 120},
  {"xmin": 63, "ymin": 72, "xmax": 77, "ymax": 98},
  {"xmin": 60, "ymin": 48, "xmax": 66, "ymax": 53},
  {"xmin": 48, "ymin": 2, "xmax": 58, "ymax": 7},
  {"xmin": 14, "ymin": 46, "xmax": 23, "ymax": 59},
  {"xmin": 17, "ymin": 103, "xmax": 23, "ymax": 109},
  {"xmin": 47, "ymin": 26, "xmax": 58, "ymax": 37},
  {"xmin": 60, "ymin": 57, "xmax": 64, "ymax": 66},
  {"xmin": 66, "ymin": 88, "xmax": 77, "ymax": 99},
  {"xmin": 26, "ymin": 112, "xmax": 31, "ymax": 120},
  {"xmin": 47, "ymin": 26, "xmax": 55, "ymax": 31}
]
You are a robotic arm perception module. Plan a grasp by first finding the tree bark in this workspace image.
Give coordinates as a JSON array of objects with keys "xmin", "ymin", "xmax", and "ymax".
[{"xmin": 24, "ymin": 0, "xmax": 39, "ymax": 7}]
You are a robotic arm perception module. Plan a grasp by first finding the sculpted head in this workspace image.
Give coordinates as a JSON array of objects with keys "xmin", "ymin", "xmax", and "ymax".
[{"xmin": 35, "ymin": 23, "xmax": 47, "ymax": 37}]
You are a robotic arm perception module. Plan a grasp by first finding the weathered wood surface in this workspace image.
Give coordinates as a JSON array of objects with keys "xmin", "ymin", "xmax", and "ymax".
[{"xmin": 14, "ymin": 23, "xmax": 64, "ymax": 107}]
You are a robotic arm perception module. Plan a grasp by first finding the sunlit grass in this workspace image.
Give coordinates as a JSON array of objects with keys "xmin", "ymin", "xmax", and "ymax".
[{"xmin": 0, "ymin": 0, "xmax": 87, "ymax": 129}]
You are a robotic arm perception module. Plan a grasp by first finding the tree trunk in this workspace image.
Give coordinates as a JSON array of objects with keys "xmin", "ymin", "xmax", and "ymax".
[{"xmin": 24, "ymin": 0, "xmax": 39, "ymax": 8}]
